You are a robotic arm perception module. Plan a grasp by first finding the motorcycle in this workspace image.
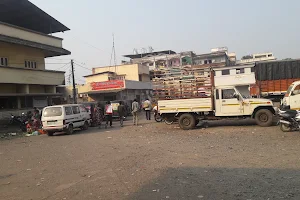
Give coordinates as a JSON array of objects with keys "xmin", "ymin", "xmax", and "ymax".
[
  {"xmin": 278, "ymin": 109, "xmax": 300, "ymax": 132},
  {"xmin": 10, "ymin": 113, "xmax": 28, "ymax": 132},
  {"xmin": 154, "ymin": 110, "xmax": 163, "ymax": 122}
]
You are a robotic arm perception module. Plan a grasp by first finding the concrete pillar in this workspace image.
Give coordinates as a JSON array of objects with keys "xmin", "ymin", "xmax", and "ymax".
[{"xmin": 17, "ymin": 97, "xmax": 21, "ymax": 109}]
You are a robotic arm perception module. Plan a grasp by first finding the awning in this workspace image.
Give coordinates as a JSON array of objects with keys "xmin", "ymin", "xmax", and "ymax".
[{"xmin": 84, "ymin": 89, "xmax": 124, "ymax": 95}]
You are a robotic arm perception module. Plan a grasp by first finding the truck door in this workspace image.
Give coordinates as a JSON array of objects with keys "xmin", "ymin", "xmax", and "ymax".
[
  {"xmin": 218, "ymin": 88, "xmax": 243, "ymax": 116},
  {"xmin": 289, "ymin": 84, "xmax": 300, "ymax": 110}
]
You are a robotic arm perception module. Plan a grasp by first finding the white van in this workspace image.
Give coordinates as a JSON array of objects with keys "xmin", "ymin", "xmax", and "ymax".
[{"xmin": 42, "ymin": 104, "xmax": 91, "ymax": 136}]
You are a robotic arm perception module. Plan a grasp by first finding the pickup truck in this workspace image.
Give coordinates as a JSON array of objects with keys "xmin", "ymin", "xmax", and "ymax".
[
  {"xmin": 154, "ymin": 66, "xmax": 275, "ymax": 130},
  {"xmin": 281, "ymin": 80, "xmax": 300, "ymax": 110}
]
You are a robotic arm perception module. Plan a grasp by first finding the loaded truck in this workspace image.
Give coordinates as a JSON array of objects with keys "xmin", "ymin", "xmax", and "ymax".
[
  {"xmin": 153, "ymin": 66, "xmax": 275, "ymax": 130},
  {"xmin": 251, "ymin": 59, "xmax": 300, "ymax": 102}
]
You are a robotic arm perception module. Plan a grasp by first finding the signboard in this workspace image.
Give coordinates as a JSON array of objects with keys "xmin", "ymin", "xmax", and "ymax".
[{"xmin": 91, "ymin": 80, "xmax": 124, "ymax": 91}]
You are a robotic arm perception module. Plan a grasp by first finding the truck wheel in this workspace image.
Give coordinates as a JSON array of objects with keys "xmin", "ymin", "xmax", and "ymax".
[
  {"xmin": 179, "ymin": 114, "xmax": 196, "ymax": 130},
  {"xmin": 66, "ymin": 124, "xmax": 73, "ymax": 135},
  {"xmin": 255, "ymin": 109, "xmax": 273, "ymax": 127}
]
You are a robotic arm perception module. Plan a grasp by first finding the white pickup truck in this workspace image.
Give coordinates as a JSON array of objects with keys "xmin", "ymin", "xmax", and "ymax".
[{"xmin": 154, "ymin": 67, "xmax": 275, "ymax": 130}]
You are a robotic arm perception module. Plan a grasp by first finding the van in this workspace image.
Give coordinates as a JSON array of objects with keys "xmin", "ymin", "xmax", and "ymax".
[{"xmin": 42, "ymin": 104, "xmax": 91, "ymax": 136}]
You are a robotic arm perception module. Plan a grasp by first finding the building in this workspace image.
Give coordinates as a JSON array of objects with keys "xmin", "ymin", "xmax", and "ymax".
[
  {"xmin": 193, "ymin": 51, "xmax": 230, "ymax": 67},
  {"xmin": 237, "ymin": 52, "xmax": 276, "ymax": 64},
  {"xmin": 75, "ymin": 64, "xmax": 152, "ymax": 103},
  {"xmin": 0, "ymin": 0, "xmax": 70, "ymax": 111}
]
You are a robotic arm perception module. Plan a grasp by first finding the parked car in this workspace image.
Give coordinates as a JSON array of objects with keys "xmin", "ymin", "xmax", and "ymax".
[{"xmin": 42, "ymin": 104, "xmax": 91, "ymax": 136}]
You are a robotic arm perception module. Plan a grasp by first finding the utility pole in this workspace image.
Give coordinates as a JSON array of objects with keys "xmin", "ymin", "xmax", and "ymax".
[{"xmin": 71, "ymin": 59, "xmax": 77, "ymax": 104}]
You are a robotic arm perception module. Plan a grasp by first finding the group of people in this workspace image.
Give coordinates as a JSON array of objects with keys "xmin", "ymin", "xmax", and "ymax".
[
  {"xmin": 90, "ymin": 99, "xmax": 154, "ymax": 128},
  {"xmin": 26, "ymin": 107, "xmax": 42, "ymax": 133}
]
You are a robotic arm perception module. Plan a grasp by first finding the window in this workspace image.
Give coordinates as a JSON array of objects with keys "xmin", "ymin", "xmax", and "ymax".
[
  {"xmin": 268, "ymin": 54, "xmax": 273, "ymax": 57},
  {"xmin": 236, "ymin": 68, "xmax": 245, "ymax": 74},
  {"xmin": 65, "ymin": 107, "xmax": 73, "ymax": 115},
  {"xmin": 208, "ymin": 60, "xmax": 212, "ymax": 64},
  {"xmin": 80, "ymin": 106, "xmax": 87, "ymax": 113},
  {"xmin": 216, "ymin": 89, "xmax": 219, "ymax": 99},
  {"xmin": 222, "ymin": 69, "xmax": 230, "ymax": 75},
  {"xmin": 0, "ymin": 57, "xmax": 8, "ymax": 66},
  {"xmin": 43, "ymin": 107, "xmax": 62, "ymax": 117},
  {"xmin": 116, "ymin": 75, "xmax": 125, "ymax": 80},
  {"xmin": 222, "ymin": 89, "xmax": 236, "ymax": 99},
  {"xmin": 25, "ymin": 61, "xmax": 37, "ymax": 69},
  {"xmin": 251, "ymin": 67, "xmax": 255, "ymax": 72},
  {"xmin": 204, "ymin": 60, "xmax": 208, "ymax": 64},
  {"xmin": 292, "ymin": 85, "xmax": 300, "ymax": 95},
  {"xmin": 72, "ymin": 106, "xmax": 80, "ymax": 114}
]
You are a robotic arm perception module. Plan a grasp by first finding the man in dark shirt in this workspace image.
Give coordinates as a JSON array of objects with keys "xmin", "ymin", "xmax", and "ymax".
[{"xmin": 117, "ymin": 101, "xmax": 126, "ymax": 127}]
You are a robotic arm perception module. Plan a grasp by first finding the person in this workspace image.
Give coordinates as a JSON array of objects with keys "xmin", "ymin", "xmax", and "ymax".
[
  {"xmin": 132, "ymin": 99, "xmax": 139, "ymax": 125},
  {"xmin": 93, "ymin": 103, "xmax": 102, "ymax": 128},
  {"xmin": 117, "ymin": 101, "xmax": 125, "ymax": 127},
  {"xmin": 143, "ymin": 99, "xmax": 152, "ymax": 120},
  {"xmin": 32, "ymin": 109, "xmax": 41, "ymax": 131},
  {"xmin": 105, "ymin": 101, "xmax": 113, "ymax": 128}
]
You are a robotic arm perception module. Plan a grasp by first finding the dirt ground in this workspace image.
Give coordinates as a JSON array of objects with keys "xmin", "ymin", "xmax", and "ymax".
[{"xmin": 1, "ymin": 118, "xmax": 300, "ymax": 200}]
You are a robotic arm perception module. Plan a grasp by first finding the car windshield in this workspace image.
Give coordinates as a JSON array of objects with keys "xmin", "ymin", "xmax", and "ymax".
[
  {"xmin": 43, "ymin": 107, "xmax": 62, "ymax": 117},
  {"xmin": 286, "ymin": 84, "xmax": 294, "ymax": 94}
]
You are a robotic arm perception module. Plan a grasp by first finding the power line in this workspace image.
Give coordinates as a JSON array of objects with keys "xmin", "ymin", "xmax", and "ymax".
[
  {"xmin": 73, "ymin": 62, "xmax": 92, "ymax": 72},
  {"xmin": 68, "ymin": 35, "xmax": 103, "ymax": 52},
  {"xmin": 52, "ymin": 62, "xmax": 71, "ymax": 70}
]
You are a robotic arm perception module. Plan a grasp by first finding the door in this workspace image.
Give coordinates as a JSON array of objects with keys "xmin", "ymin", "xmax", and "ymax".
[
  {"xmin": 219, "ymin": 88, "xmax": 243, "ymax": 116},
  {"xmin": 71, "ymin": 106, "xmax": 82, "ymax": 128},
  {"xmin": 289, "ymin": 84, "xmax": 300, "ymax": 110}
]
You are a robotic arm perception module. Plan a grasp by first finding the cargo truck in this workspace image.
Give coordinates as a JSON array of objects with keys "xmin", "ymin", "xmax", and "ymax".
[
  {"xmin": 153, "ymin": 66, "xmax": 275, "ymax": 130},
  {"xmin": 250, "ymin": 59, "xmax": 300, "ymax": 101}
]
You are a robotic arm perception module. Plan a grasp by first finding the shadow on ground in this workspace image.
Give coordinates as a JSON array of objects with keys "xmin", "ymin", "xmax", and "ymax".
[{"xmin": 128, "ymin": 167, "xmax": 300, "ymax": 200}]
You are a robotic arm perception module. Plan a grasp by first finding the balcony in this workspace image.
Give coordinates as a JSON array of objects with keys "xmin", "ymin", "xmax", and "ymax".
[
  {"xmin": 0, "ymin": 22, "xmax": 70, "ymax": 57},
  {"xmin": 0, "ymin": 66, "xmax": 65, "ymax": 85}
]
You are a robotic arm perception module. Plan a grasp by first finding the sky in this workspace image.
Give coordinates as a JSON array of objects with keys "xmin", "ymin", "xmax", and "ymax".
[{"xmin": 30, "ymin": 0, "xmax": 300, "ymax": 84}]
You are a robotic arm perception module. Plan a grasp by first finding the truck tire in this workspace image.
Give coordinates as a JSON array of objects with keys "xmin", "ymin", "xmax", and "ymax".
[
  {"xmin": 255, "ymin": 109, "xmax": 273, "ymax": 127},
  {"xmin": 179, "ymin": 114, "xmax": 196, "ymax": 130}
]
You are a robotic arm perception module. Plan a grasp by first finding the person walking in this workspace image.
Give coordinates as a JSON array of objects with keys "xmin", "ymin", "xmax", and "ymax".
[
  {"xmin": 117, "ymin": 101, "xmax": 125, "ymax": 127},
  {"xmin": 132, "ymin": 99, "xmax": 139, "ymax": 125},
  {"xmin": 105, "ymin": 101, "xmax": 113, "ymax": 128},
  {"xmin": 143, "ymin": 98, "xmax": 152, "ymax": 120},
  {"xmin": 93, "ymin": 103, "xmax": 103, "ymax": 128}
]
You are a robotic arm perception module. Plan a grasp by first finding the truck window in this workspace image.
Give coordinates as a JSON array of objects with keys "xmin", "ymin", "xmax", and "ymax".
[
  {"xmin": 80, "ymin": 106, "xmax": 87, "ymax": 113},
  {"xmin": 72, "ymin": 106, "xmax": 80, "ymax": 114},
  {"xmin": 65, "ymin": 107, "xmax": 73, "ymax": 115},
  {"xmin": 222, "ymin": 69, "xmax": 230, "ymax": 75},
  {"xmin": 222, "ymin": 89, "xmax": 236, "ymax": 99},
  {"xmin": 292, "ymin": 85, "xmax": 300, "ymax": 95},
  {"xmin": 43, "ymin": 107, "xmax": 62, "ymax": 117}
]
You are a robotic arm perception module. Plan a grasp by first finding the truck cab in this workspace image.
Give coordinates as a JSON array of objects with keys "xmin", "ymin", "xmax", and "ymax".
[
  {"xmin": 282, "ymin": 81, "xmax": 300, "ymax": 110},
  {"xmin": 215, "ymin": 86, "xmax": 273, "ymax": 118}
]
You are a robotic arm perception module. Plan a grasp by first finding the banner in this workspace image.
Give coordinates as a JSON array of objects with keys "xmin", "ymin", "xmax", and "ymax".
[{"xmin": 91, "ymin": 80, "xmax": 124, "ymax": 90}]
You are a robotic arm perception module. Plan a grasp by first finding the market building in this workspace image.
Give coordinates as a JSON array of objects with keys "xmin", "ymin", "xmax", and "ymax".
[{"xmin": 0, "ymin": 0, "xmax": 70, "ymax": 112}]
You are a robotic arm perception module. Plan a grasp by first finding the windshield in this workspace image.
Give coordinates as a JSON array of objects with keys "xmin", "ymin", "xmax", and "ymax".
[
  {"xmin": 43, "ymin": 107, "xmax": 62, "ymax": 117},
  {"xmin": 286, "ymin": 84, "xmax": 294, "ymax": 95}
]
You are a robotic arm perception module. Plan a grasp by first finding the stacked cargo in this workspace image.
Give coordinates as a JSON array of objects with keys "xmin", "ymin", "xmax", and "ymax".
[{"xmin": 152, "ymin": 66, "xmax": 212, "ymax": 100}]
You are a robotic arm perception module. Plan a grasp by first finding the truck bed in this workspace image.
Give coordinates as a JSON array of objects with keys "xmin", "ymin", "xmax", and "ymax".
[{"xmin": 158, "ymin": 98, "xmax": 213, "ymax": 113}]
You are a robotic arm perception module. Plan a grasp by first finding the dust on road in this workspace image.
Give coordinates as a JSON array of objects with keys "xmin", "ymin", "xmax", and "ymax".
[{"xmin": 1, "ymin": 119, "xmax": 300, "ymax": 200}]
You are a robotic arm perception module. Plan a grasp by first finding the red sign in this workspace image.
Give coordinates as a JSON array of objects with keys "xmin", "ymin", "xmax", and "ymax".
[{"xmin": 91, "ymin": 80, "xmax": 124, "ymax": 90}]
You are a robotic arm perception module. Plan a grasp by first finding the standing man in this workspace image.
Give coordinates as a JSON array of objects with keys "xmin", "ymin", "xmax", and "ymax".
[
  {"xmin": 117, "ymin": 101, "xmax": 125, "ymax": 127},
  {"xmin": 105, "ymin": 101, "xmax": 113, "ymax": 128},
  {"xmin": 143, "ymin": 98, "xmax": 152, "ymax": 120},
  {"xmin": 132, "ymin": 99, "xmax": 139, "ymax": 125}
]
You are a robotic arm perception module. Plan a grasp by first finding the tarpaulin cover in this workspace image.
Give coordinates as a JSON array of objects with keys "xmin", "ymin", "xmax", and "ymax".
[{"xmin": 255, "ymin": 60, "xmax": 300, "ymax": 81}]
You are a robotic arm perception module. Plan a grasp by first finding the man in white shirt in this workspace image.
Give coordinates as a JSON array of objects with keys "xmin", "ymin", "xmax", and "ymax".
[
  {"xmin": 105, "ymin": 101, "xmax": 113, "ymax": 128},
  {"xmin": 143, "ymin": 99, "xmax": 152, "ymax": 120}
]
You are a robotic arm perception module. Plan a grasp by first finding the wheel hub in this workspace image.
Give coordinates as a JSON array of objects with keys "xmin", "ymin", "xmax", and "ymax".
[
  {"xmin": 182, "ymin": 118, "xmax": 190, "ymax": 126},
  {"xmin": 259, "ymin": 114, "xmax": 268, "ymax": 122}
]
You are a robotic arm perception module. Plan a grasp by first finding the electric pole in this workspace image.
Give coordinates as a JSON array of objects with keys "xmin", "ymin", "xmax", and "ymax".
[{"xmin": 71, "ymin": 59, "xmax": 77, "ymax": 104}]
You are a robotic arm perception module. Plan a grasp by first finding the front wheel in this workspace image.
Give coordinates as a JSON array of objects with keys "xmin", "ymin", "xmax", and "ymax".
[
  {"xmin": 280, "ymin": 123, "xmax": 292, "ymax": 132},
  {"xmin": 255, "ymin": 109, "xmax": 273, "ymax": 127},
  {"xmin": 154, "ymin": 114, "xmax": 163, "ymax": 122}
]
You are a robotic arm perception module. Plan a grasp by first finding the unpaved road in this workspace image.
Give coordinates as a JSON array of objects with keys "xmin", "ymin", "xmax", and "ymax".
[{"xmin": 1, "ymin": 119, "xmax": 300, "ymax": 200}]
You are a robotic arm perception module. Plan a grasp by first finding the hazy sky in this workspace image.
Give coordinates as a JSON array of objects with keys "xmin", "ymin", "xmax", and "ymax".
[{"xmin": 30, "ymin": 0, "xmax": 300, "ymax": 84}]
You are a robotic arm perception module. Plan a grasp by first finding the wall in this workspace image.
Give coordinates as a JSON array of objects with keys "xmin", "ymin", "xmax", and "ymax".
[
  {"xmin": 0, "ymin": 84, "xmax": 17, "ymax": 93},
  {"xmin": 125, "ymin": 80, "xmax": 152, "ymax": 90},
  {"xmin": 85, "ymin": 73, "xmax": 109, "ymax": 83},
  {"xmin": 93, "ymin": 64, "xmax": 149, "ymax": 82},
  {"xmin": 0, "ymin": 22, "xmax": 63, "ymax": 48},
  {"xmin": 0, "ymin": 41, "xmax": 46, "ymax": 69},
  {"xmin": 0, "ymin": 66, "xmax": 65, "ymax": 85},
  {"xmin": 29, "ymin": 85, "xmax": 45, "ymax": 93}
]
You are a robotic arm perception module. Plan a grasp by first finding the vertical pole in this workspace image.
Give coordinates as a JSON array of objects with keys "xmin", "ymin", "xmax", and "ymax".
[{"xmin": 71, "ymin": 59, "xmax": 77, "ymax": 104}]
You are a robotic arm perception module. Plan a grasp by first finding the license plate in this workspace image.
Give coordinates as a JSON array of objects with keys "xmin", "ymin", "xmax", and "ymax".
[{"xmin": 47, "ymin": 121, "xmax": 56, "ymax": 125}]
